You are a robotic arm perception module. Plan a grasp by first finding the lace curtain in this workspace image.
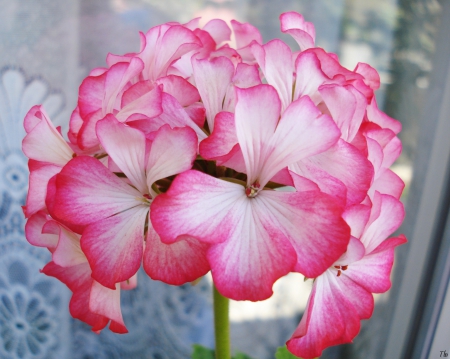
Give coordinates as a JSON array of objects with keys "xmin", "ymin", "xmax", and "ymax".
[{"xmin": 0, "ymin": 2, "xmax": 214, "ymax": 358}]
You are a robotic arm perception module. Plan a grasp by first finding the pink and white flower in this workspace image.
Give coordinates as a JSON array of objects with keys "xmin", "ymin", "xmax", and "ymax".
[
  {"xmin": 22, "ymin": 105, "xmax": 74, "ymax": 218},
  {"xmin": 25, "ymin": 212, "xmax": 127, "ymax": 333},
  {"xmin": 52, "ymin": 116, "xmax": 209, "ymax": 289},
  {"xmin": 286, "ymin": 193, "xmax": 406, "ymax": 358},
  {"xmin": 152, "ymin": 84, "xmax": 350, "ymax": 300},
  {"xmin": 21, "ymin": 12, "xmax": 407, "ymax": 351}
]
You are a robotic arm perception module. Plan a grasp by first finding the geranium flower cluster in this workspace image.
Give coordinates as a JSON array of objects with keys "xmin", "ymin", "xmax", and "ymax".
[{"xmin": 22, "ymin": 12, "xmax": 406, "ymax": 358}]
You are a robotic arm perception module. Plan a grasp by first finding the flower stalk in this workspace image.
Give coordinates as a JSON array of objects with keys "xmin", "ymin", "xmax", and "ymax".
[{"xmin": 213, "ymin": 284, "xmax": 231, "ymax": 359}]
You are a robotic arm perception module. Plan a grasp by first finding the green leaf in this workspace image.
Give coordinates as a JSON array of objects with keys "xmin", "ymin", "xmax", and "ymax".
[
  {"xmin": 275, "ymin": 345, "xmax": 318, "ymax": 359},
  {"xmin": 191, "ymin": 345, "xmax": 256, "ymax": 359},
  {"xmin": 233, "ymin": 351, "xmax": 255, "ymax": 359},
  {"xmin": 191, "ymin": 344, "xmax": 215, "ymax": 359}
]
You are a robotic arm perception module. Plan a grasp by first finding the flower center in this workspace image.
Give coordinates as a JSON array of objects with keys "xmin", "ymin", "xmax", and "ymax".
[
  {"xmin": 333, "ymin": 264, "xmax": 348, "ymax": 277},
  {"xmin": 137, "ymin": 193, "xmax": 152, "ymax": 205},
  {"xmin": 245, "ymin": 181, "xmax": 261, "ymax": 198}
]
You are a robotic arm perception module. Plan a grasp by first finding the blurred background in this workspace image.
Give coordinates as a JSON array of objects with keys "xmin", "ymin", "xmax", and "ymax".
[{"xmin": 1, "ymin": 0, "xmax": 449, "ymax": 358}]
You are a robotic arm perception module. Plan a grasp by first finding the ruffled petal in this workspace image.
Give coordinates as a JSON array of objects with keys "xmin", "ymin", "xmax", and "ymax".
[
  {"xmin": 41, "ymin": 262, "xmax": 109, "ymax": 332},
  {"xmin": 230, "ymin": 20, "xmax": 262, "ymax": 63},
  {"xmin": 319, "ymin": 84, "xmax": 367, "ymax": 142},
  {"xmin": 25, "ymin": 211, "xmax": 58, "ymax": 250},
  {"xmin": 280, "ymin": 12, "xmax": 315, "ymax": 51},
  {"xmin": 116, "ymin": 84, "xmax": 163, "ymax": 122},
  {"xmin": 361, "ymin": 193, "xmax": 405, "ymax": 253},
  {"xmin": 52, "ymin": 223, "xmax": 86, "ymax": 268},
  {"xmin": 146, "ymin": 92, "xmax": 207, "ymax": 141},
  {"xmin": 203, "ymin": 19, "xmax": 231, "ymax": 45},
  {"xmin": 342, "ymin": 203, "xmax": 371, "ymax": 239},
  {"xmin": 143, "ymin": 221, "xmax": 210, "ymax": 285},
  {"xmin": 369, "ymin": 169, "xmax": 404, "ymax": 200},
  {"xmin": 90, "ymin": 281, "xmax": 127, "ymax": 333},
  {"xmin": 155, "ymin": 75, "xmax": 200, "ymax": 106},
  {"xmin": 199, "ymin": 111, "xmax": 238, "ymax": 160},
  {"xmin": 367, "ymin": 97, "xmax": 401, "ymax": 134},
  {"xmin": 22, "ymin": 106, "xmax": 74, "ymax": 166},
  {"xmin": 24, "ymin": 161, "xmax": 61, "ymax": 218},
  {"xmin": 335, "ymin": 236, "xmax": 366, "ymax": 266},
  {"xmin": 294, "ymin": 51, "xmax": 330, "ymax": 104},
  {"xmin": 291, "ymin": 140, "xmax": 374, "ymax": 206}
]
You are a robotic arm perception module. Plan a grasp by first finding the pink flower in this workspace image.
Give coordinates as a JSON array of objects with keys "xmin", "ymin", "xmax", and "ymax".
[
  {"xmin": 107, "ymin": 23, "xmax": 202, "ymax": 82},
  {"xmin": 286, "ymin": 192, "xmax": 406, "ymax": 358},
  {"xmin": 192, "ymin": 56, "xmax": 261, "ymax": 132},
  {"xmin": 22, "ymin": 105, "xmax": 74, "ymax": 218},
  {"xmin": 151, "ymin": 84, "xmax": 350, "ymax": 300},
  {"xmin": 21, "ymin": 12, "xmax": 407, "ymax": 345},
  {"xmin": 25, "ymin": 211, "xmax": 127, "ymax": 333},
  {"xmin": 51, "ymin": 116, "xmax": 209, "ymax": 289}
]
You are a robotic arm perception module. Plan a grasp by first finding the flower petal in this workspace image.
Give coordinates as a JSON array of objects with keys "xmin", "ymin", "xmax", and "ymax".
[
  {"xmin": 53, "ymin": 156, "xmax": 142, "ymax": 232},
  {"xmin": 280, "ymin": 12, "xmax": 316, "ymax": 51},
  {"xmin": 335, "ymin": 236, "xmax": 366, "ymax": 266},
  {"xmin": 143, "ymin": 221, "xmax": 210, "ymax": 285},
  {"xmin": 251, "ymin": 40, "xmax": 294, "ymax": 111},
  {"xmin": 207, "ymin": 193, "xmax": 297, "ymax": 301},
  {"xmin": 291, "ymin": 140, "xmax": 374, "ymax": 206},
  {"xmin": 287, "ymin": 271, "xmax": 360, "ymax": 358},
  {"xmin": 90, "ymin": 281, "xmax": 128, "ymax": 333},
  {"xmin": 230, "ymin": 19, "xmax": 263, "ymax": 63},
  {"xmin": 361, "ymin": 193, "xmax": 405, "ymax": 254},
  {"xmin": 42, "ymin": 261, "xmax": 109, "ymax": 332},
  {"xmin": 234, "ymin": 85, "xmax": 281, "ymax": 184},
  {"xmin": 260, "ymin": 96, "xmax": 341, "ymax": 186},
  {"xmin": 346, "ymin": 235, "xmax": 407, "ymax": 293},
  {"xmin": 24, "ymin": 161, "xmax": 61, "ymax": 218},
  {"xmin": 342, "ymin": 203, "xmax": 371, "ymax": 239},
  {"xmin": 151, "ymin": 170, "xmax": 243, "ymax": 245},
  {"xmin": 146, "ymin": 125, "xmax": 197, "ymax": 197},
  {"xmin": 203, "ymin": 18, "xmax": 231, "ymax": 45},
  {"xmin": 116, "ymin": 84, "xmax": 163, "ymax": 123},
  {"xmin": 192, "ymin": 56, "xmax": 234, "ymax": 131},
  {"xmin": 259, "ymin": 190, "xmax": 350, "ymax": 278},
  {"xmin": 81, "ymin": 205, "xmax": 148, "ymax": 289},
  {"xmin": 199, "ymin": 111, "xmax": 238, "ymax": 160},
  {"xmin": 367, "ymin": 97, "xmax": 401, "ymax": 134},
  {"xmin": 149, "ymin": 92, "xmax": 207, "ymax": 141},
  {"xmin": 369, "ymin": 169, "xmax": 404, "ymax": 200},
  {"xmin": 319, "ymin": 84, "xmax": 367, "ymax": 142},
  {"xmin": 25, "ymin": 211, "xmax": 58, "ymax": 250},
  {"xmin": 155, "ymin": 75, "xmax": 200, "ymax": 106},
  {"xmin": 22, "ymin": 106, "xmax": 73, "ymax": 166},
  {"xmin": 52, "ymin": 223, "xmax": 86, "ymax": 268},
  {"xmin": 294, "ymin": 51, "xmax": 330, "ymax": 104},
  {"xmin": 152, "ymin": 172, "xmax": 297, "ymax": 300},
  {"xmin": 96, "ymin": 114, "xmax": 147, "ymax": 194}
]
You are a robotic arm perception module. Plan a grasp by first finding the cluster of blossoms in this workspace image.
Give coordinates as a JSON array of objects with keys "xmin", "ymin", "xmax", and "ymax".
[{"xmin": 22, "ymin": 12, "xmax": 406, "ymax": 358}]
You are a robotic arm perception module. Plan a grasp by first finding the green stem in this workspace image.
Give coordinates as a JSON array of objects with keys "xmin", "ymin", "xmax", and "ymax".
[{"xmin": 213, "ymin": 284, "xmax": 231, "ymax": 359}]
